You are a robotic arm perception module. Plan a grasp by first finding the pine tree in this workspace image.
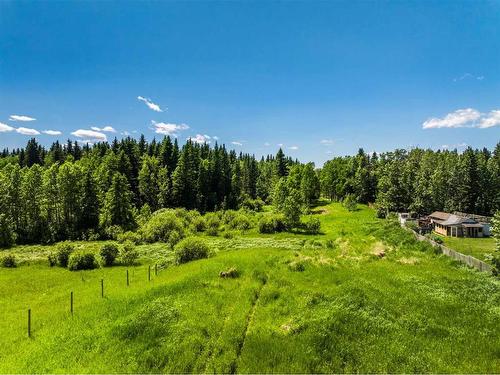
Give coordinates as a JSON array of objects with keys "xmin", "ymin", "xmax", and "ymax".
[{"xmin": 100, "ymin": 173, "xmax": 135, "ymax": 230}]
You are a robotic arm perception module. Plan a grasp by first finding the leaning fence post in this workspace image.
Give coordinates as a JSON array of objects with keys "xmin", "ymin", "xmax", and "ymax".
[
  {"xmin": 155, "ymin": 263, "xmax": 158, "ymax": 276},
  {"xmin": 70, "ymin": 291, "xmax": 73, "ymax": 315},
  {"xmin": 101, "ymin": 279, "xmax": 104, "ymax": 298},
  {"xmin": 148, "ymin": 266, "xmax": 151, "ymax": 281},
  {"xmin": 27, "ymin": 309, "xmax": 31, "ymax": 338},
  {"xmin": 126, "ymin": 269, "xmax": 129, "ymax": 286}
]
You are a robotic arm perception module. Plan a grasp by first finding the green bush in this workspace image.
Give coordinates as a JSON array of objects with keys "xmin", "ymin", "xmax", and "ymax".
[
  {"xmin": 430, "ymin": 234, "xmax": 443, "ymax": 244},
  {"xmin": 100, "ymin": 243, "xmax": 119, "ymax": 266},
  {"xmin": 342, "ymin": 194, "xmax": 358, "ymax": 212},
  {"xmin": 168, "ymin": 230, "xmax": 182, "ymax": 247},
  {"xmin": 191, "ymin": 216, "xmax": 206, "ymax": 232},
  {"xmin": 219, "ymin": 267, "xmax": 239, "ymax": 278},
  {"xmin": 55, "ymin": 242, "xmax": 75, "ymax": 267},
  {"xmin": 117, "ymin": 231, "xmax": 142, "ymax": 245},
  {"xmin": 140, "ymin": 210, "xmax": 186, "ymax": 243},
  {"xmin": 258, "ymin": 214, "xmax": 287, "ymax": 234},
  {"xmin": 1, "ymin": 254, "xmax": 17, "ymax": 268},
  {"xmin": 174, "ymin": 237, "xmax": 210, "ymax": 264},
  {"xmin": 241, "ymin": 198, "xmax": 265, "ymax": 212},
  {"xmin": 304, "ymin": 217, "xmax": 321, "ymax": 234},
  {"xmin": 230, "ymin": 214, "xmax": 253, "ymax": 231},
  {"xmin": 120, "ymin": 241, "xmax": 139, "ymax": 265},
  {"xmin": 68, "ymin": 251, "xmax": 98, "ymax": 271},
  {"xmin": 48, "ymin": 252, "xmax": 58, "ymax": 267}
]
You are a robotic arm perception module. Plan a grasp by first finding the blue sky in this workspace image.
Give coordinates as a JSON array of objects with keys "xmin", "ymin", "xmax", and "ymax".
[{"xmin": 1, "ymin": 1, "xmax": 499, "ymax": 165}]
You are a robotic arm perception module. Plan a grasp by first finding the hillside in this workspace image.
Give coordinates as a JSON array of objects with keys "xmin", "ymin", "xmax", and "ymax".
[{"xmin": 1, "ymin": 204, "xmax": 499, "ymax": 373}]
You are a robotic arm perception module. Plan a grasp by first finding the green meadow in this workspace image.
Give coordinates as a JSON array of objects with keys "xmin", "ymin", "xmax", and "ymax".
[{"xmin": 1, "ymin": 203, "xmax": 499, "ymax": 373}]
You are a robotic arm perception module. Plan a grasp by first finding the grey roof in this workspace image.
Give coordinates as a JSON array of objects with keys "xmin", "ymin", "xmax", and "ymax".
[
  {"xmin": 429, "ymin": 211, "xmax": 451, "ymax": 221},
  {"xmin": 440, "ymin": 214, "xmax": 477, "ymax": 226}
]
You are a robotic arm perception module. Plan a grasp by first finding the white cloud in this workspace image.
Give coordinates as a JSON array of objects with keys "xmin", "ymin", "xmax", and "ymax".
[
  {"xmin": 71, "ymin": 129, "xmax": 107, "ymax": 142},
  {"xmin": 91, "ymin": 126, "xmax": 116, "ymax": 133},
  {"xmin": 320, "ymin": 139, "xmax": 334, "ymax": 145},
  {"xmin": 277, "ymin": 143, "xmax": 283, "ymax": 147},
  {"xmin": 288, "ymin": 146, "xmax": 299, "ymax": 150},
  {"xmin": 453, "ymin": 73, "xmax": 485, "ymax": 82},
  {"xmin": 231, "ymin": 141, "xmax": 243, "ymax": 146},
  {"xmin": 212, "ymin": 136, "xmax": 219, "ymax": 140},
  {"xmin": 0, "ymin": 122, "xmax": 15, "ymax": 132},
  {"xmin": 189, "ymin": 134, "xmax": 211, "ymax": 144},
  {"xmin": 16, "ymin": 127, "xmax": 40, "ymax": 135},
  {"xmin": 137, "ymin": 96, "xmax": 164, "ymax": 112},
  {"xmin": 9, "ymin": 114, "xmax": 36, "ymax": 122},
  {"xmin": 326, "ymin": 150, "xmax": 333, "ymax": 154},
  {"xmin": 79, "ymin": 140, "xmax": 94, "ymax": 146},
  {"xmin": 264, "ymin": 142, "xmax": 270, "ymax": 146},
  {"xmin": 441, "ymin": 142, "xmax": 468, "ymax": 150},
  {"xmin": 122, "ymin": 131, "xmax": 131, "ymax": 136},
  {"xmin": 42, "ymin": 130, "xmax": 62, "ymax": 135},
  {"xmin": 423, "ymin": 108, "xmax": 500, "ymax": 129},
  {"xmin": 479, "ymin": 110, "xmax": 500, "ymax": 128},
  {"xmin": 422, "ymin": 108, "xmax": 481, "ymax": 129},
  {"xmin": 152, "ymin": 121, "xmax": 189, "ymax": 136}
]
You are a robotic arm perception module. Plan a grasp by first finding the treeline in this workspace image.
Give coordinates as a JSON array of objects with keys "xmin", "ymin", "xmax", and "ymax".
[
  {"xmin": 0, "ymin": 136, "xmax": 307, "ymax": 245},
  {"xmin": 320, "ymin": 144, "xmax": 500, "ymax": 217}
]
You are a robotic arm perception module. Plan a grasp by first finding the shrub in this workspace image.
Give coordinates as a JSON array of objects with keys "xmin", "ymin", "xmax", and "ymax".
[
  {"xmin": 241, "ymin": 198, "xmax": 265, "ymax": 212},
  {"xmin": 100, "ymin": 243, "xmax": 119, "ymax": 266},
  {"xmin": 304, "ymin": 217, "xmax": 321, "ymax": 234},
  {"xmin": 168, "ymin": 230, "xmax": 182, "ymax": 247},
  {"xmin": 231, "ymin": 214, "xmax": 253, "ymax": 231},
  {"xmin": 288, "ymin": 260, "xmax": 306, "ymax": 272},
  {"xmin": 258, "ymin": 214, "xmax": 287, "ymax": 234},
  {"xmin": 223, "ymin": 231, "xmax": 235, "ymax": 239},
  {"xmin": 205, "ymin": 214, "xmax": 221, "ymax": 231},
  {"xmin": 104, "ymin": 225, "xmax": 124, "ymax": 240},
  {"xmin": 325, "ymin": 239, "xmax": 336, "ymax": 249},
  {"xmin": 191, "ymin": 216, "xmax": 206, "ymax": 232},
  {"xmin": 174, "ymin": 237, "xmax": 210, "ymax": 264},
  {"xmin": 48, "ymin": 252, "xmax": 58, "ymax": 267},
  {"xmin": 342, "ymin": 194, "xmax": 358, "ymax": 212},
  {"xmin": 55, "ymin": 242, "xmax": 75, "ymax": 268},
  {"xmin": 117, "ymin": 231, "xmax": 142, "ymax": 245},
  {"xmin": 430, "ymin": 235, "xmax": 443, "ymax": 244},
  {"xmin": 68, "ymin": 251, "xmax": 98, "ymax": 271},
  {"xmin": 1, "ymin": 254, "xmax": 17, "ymax": 268},
  {"xmin": 120, "ymin": 241, "xmax": 139, "ymax": 265},
  {"xmin": 140, "ymin": 210, "xmax": 186, "ymax": 243}
]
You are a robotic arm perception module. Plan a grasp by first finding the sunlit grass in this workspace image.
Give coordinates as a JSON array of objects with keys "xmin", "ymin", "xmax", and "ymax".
[{"xmin": 1, "ymin": 202, "xmax": 499, "ymax": 373}]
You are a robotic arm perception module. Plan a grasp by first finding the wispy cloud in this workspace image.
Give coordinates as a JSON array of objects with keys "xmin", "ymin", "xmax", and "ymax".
[
  {"xmin": 212, "ymin": 136, "xmax": 219, "ymax": 140},
  {"xmin": 441, "ymin": 142, "xmax": 468, "ymax": 150},
  {"xmin": 16, "ymin": 127, "xmax": 40, "ymax": 135},
  {"xmin": 71, "ymin": 129, "xmax": 107, "ymax": 142},
  {"xmin": 9, "ymin": 115, "xmax": 36, "ymax": 122},
  {"xmin": 137, "ymin": 96, "xmax": 164, "ymax": 112},
  {"xmin": 264, "ymin": 142, "xmax": 271, "ymax": 146},
  {"xmin": 479, "ymin": 110, "xmax": 500, "ymax": 128},
  {"xmin": 320, "ymin": 139, "xmax": 334, "ymax": 145},
  {"xmin": 453, "ymin": 73, "xmax": 484, "ymax": 82},
  {"xmin": 152, "ymin": 121, "xmax": 189, "ymax": 136},
  {"xmin": 0, "ymin": 122, "xmax": 15, "ymax": 132},
  {"xmin": 42, "ymin": 130, "xmax": 62, "ymax": 135},
  {"xmin": 423, "ymin": 108, "xmax": 500, "ymax": 129},
  {"xmin": 189, "ymin": 134, "xmax": 211, "ymax": 144},
  {"xmin": 91, "ymin": 126, "xmax": 116, "ymax": 133},
  {"xmin": 288, "ymin": 146, "xmax": 299, "ymax": 150},
  {"xmin": 231, "ymin": 141, "xmax": 243, "ymax": 146}
]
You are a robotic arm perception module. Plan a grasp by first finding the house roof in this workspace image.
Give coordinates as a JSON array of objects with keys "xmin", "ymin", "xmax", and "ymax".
[
  {"xmin": 440, "ymin": 214, "xmax": 477, "ymax": 226},
  {"xmin": 462, "ymin": 223, "xmax": 484, "ymax": 228},
  {"xmin": 429, "ymin": 211, "xmax": 451, "ymax": 221}
]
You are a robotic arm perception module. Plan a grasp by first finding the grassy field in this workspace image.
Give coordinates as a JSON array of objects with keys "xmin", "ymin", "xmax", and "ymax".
[
  {"xmin": 439, "ymin": 235, "xmax": 496, "ymax": 262},
  {"xmin": 1, "ymin": 203, "xmax": 499, "ymax": 373}
]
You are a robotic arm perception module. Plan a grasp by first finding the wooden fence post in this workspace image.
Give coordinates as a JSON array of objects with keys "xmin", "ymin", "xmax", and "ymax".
[
  {"xmin": 27, "ymin": 309, "xmax": 31, "ymax": 338},
  {"xmin": 148, "ymin": 266, "xmax": 151, "ymax": 281},
  {"xmin": 155, "ymin": 263, "xmax": 158, "ymax": 276},
  {"xmin": 126, "ymin": 269, "xmax": 129, "ymax": 286},
  {"xmin": 70, "ymin": 291, "xmax": 73, "ymax": 315},
  {"xmin": 101, "ymin": 279, "xmax": 104, "ymax": 298}
]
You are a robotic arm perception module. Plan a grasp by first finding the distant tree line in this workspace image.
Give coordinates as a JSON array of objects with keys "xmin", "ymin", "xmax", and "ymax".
[
  {"xmin": 0, "ymin": 137, "xmax": 498, "ymax": 246},
  {"xmin": 320, "ymin": 144, "xmax": 500, "ymax": 217},
  {"xmin": 0, "ymin": 136, "xmax": 310, "ymax": 245}
]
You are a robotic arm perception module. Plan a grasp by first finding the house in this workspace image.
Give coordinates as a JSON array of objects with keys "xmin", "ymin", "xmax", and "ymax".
[{"xmin": 428, "ymin": 211, "xmax": 489, "ymax": 238}]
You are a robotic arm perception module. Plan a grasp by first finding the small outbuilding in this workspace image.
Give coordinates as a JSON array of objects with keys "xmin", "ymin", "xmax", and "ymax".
[{"xmin": 429, "ymin": 211, "xmax": 489, "ymax": 238}]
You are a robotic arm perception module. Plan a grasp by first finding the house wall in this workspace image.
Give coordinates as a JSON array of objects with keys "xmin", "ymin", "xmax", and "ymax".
[{"xmin": 434, "ymin": 224, "xmax": 448, "ymax": 236}]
